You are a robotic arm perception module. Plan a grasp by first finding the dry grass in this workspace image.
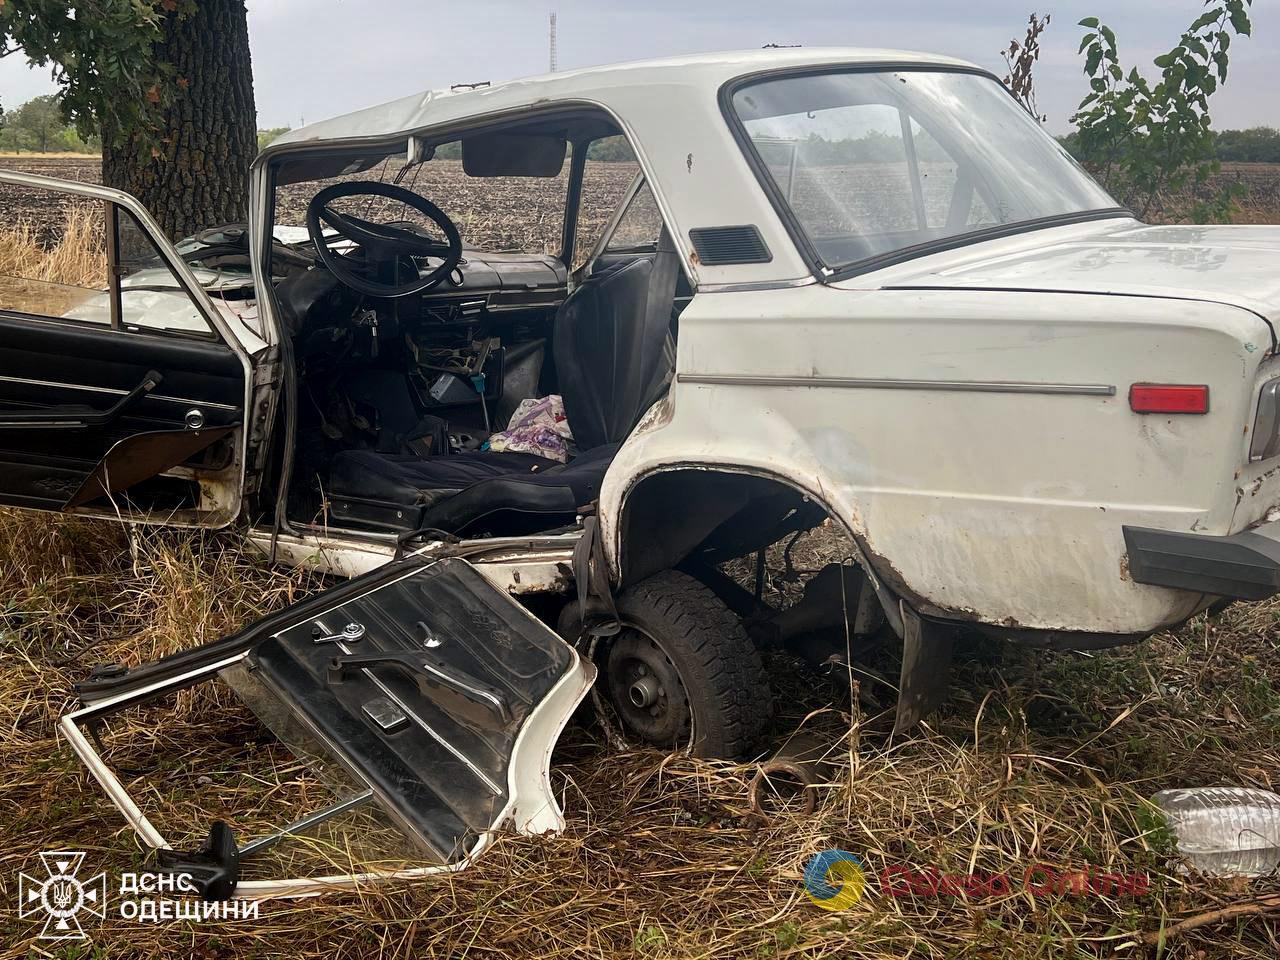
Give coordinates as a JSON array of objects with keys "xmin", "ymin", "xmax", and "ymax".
[
  {"xmin": 0, "ymin": 206, "xmax": 106, "ymax": 320},
  {"xmin": 0, "ymin": 207, "xmax": 104, "ymax": 285},
  {"xmin": 0, "ymin": 511, "xmax": 1278, "ymax": 958}
]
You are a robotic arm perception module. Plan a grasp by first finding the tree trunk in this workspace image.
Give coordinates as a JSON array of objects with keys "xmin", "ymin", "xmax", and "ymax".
[{"xmin": 102, "ymin": 0, "xmax": 256, "ymax": 241}]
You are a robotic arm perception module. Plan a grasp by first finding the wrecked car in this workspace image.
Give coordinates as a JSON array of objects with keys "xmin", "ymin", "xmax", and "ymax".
[{"xmin": 4, "ymin": 47, "xmax": 1280, "ymax": 896}]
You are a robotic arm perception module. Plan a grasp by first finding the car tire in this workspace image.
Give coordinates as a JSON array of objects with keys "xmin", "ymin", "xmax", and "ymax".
[{"xmin": 563, "ymin": 569, "xmax": 772, "ymax": 759}]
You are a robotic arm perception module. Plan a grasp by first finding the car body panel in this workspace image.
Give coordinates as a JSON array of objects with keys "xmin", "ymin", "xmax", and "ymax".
[
  {"xmin": 600, "ymin": 272, "xmax": 1274, "ymax": 635},
  {"xmin": 863, "ymin": 219, "xmax": 1280, "ymax": 335}
]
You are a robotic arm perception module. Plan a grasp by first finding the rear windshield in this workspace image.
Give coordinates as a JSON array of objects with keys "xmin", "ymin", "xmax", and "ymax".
[{"xmin": 730, "ymin": 69, "xmax": 1119, "ymax": 273}]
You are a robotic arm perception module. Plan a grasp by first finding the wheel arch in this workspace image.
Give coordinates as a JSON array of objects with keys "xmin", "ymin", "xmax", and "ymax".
[{"xmin": 606, "ymin": 461, "xmax": 902, "ymax": 633}]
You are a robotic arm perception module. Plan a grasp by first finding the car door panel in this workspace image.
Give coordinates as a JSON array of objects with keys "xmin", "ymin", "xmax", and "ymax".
[
  {"xmin": 0, "ymin": 171, "xmax": 253, "ymax": 524},
  {"xmin": 62, "ymin": 555, "xmax": 596, "ymax": 899},
  {"xmin": 66, "ymin": 425, "xmax": 236, "ymax": 508},
  {"xmin": 0, "ymin": 312, "xmax": 243, "ymax": 511}
]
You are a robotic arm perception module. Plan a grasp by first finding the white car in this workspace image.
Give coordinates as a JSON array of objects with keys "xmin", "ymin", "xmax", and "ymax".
[{"xmin": 3, "ymin": 47, "xmax": 1279, "ymax": 897}]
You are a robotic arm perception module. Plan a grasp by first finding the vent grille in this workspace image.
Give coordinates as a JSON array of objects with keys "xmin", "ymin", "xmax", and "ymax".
[{"xmin": 688, "ymin": 225, "xmax": 772, "ymax": 266}]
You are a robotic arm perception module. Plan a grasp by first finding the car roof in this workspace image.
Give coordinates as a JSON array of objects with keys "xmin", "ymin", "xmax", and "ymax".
[{"xmin": 265, "ymin": 47, "xmax": 982, "ymax": 152}]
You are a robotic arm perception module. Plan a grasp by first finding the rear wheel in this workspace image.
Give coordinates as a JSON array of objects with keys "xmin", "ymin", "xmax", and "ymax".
[{"xmin": 565, "ymin": 569, "xmax": 772, "ymax": 758}]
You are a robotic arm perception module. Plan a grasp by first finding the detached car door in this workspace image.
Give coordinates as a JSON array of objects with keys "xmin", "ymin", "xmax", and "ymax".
[
  {"xmin": 62, "ymin": 555, "xmax": 595, "ymax": 899},
  {"xmin": 0, "ymin": 172, "xmax": 250, "ymax": 526}
]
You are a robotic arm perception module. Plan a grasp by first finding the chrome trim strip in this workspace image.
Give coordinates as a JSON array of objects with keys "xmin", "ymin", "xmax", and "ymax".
[
  {"xmin": 310, "ymin": 619, "xmax": 506, "ymax": 798},
  {"xmin": 0, "ymin": 374, "xmax": 240, "ymax": 411},
  {"xmin": 677, "ymin": 373, "xmax": 1116, "ymax": 396},
  {"xmin": 152, "ymin": 394, "xmax": 239, "ymax": 411},
  {"xmin": 697, "ymin": 276, "xmax": 818, "ymax": 294},
  {"xmin": 0, "ymin": 375, "xmax": 120, "ymax": 396}
]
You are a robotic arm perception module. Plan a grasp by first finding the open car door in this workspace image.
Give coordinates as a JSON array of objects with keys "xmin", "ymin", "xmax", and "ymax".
[
  {"xmin": 0, "ymin": 172, "xmax": 253, "ymax": 526},
  {"xmin": 61, "ymin": 555, "xmax": 594, "ymax": 899}
]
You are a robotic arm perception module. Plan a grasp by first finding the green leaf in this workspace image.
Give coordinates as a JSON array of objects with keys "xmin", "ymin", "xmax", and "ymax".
[
  {"xmin": 1079, "ymin": 16, "xmax": 1100, "ymax": 28},
  {"xmin": 1189, "ymin": 11, "xmax": 1221, "ymax": 32},
  {"xmin": 1229, "ymin": 8, "xmax": 1252, "ymax": 36},
  {"xmin": 1086, "ymin": 45, "xmax": 1105, "ymax": 77},
  {"xmin": 1153, "ymin": 53, "xmax": 1175, "ymax": 69},
  {"xmin": 1079, "ymin": 33, "xmax": 1097, "ymax": 53},
  {"xmin": 1100, "ymin": 25, "xmax": 1117, "ymax": 49}
]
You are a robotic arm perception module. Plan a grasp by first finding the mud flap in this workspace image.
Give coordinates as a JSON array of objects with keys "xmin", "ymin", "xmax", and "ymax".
[
  {"xmin": 60, "ymin": 556, "xmax": 595, "ymax": 899},
  {"xmin": 892, "ymin": 603, "xmax": 956, "ymax": 735}
]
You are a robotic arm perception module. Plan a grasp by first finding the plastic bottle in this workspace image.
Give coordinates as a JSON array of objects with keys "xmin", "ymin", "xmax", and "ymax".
[{"xmin": 1152, "ymin": 787, "xmax": 1280, "ymax": 877}]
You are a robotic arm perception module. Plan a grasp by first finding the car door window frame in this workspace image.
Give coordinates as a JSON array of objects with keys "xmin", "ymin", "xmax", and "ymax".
[
  {"xmin": 103, "ymin": 201, "xmax": 124, "ymax": 329},
  {"xmin": 575, "ymin": 172, "xmax": 647, "ymax": 281},
  {"xmin": 0, "ymin": 171, "xmax": 247, "ymax": 350}
]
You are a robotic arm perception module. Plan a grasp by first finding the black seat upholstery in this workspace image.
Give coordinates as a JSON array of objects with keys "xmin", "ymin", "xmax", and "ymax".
[
  {"xmin": 551, "ymin": 252, "xmax": 676, "ymax": 452},
  {"xmin": 326, "ymin": 235, "xmax": 679, "ymax": 535}
]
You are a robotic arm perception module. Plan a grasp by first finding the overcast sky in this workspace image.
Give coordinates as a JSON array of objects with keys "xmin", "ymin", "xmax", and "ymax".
[{"xmin": 1, "ymin": 1, "xmax": 1276, "ymax": 134}]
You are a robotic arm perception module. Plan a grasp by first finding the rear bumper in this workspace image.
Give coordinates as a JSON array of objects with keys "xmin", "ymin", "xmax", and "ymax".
[{"xmin": 1123, "ymin": 520, "xmax": 1280, "ymax": 601}]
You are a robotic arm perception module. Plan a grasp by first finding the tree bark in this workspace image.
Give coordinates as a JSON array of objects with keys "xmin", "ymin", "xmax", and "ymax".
[{"xmin": 102, "ymin": 0, "xmax": 256, "ymax": 241}]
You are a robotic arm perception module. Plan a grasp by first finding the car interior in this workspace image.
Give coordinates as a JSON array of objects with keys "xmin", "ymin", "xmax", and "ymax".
[{"xmin": 246, "ymin": 112, "xmax": 688, "ymax": 541}]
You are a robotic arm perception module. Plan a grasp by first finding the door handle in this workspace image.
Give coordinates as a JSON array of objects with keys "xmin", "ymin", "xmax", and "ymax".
[
  {"xmin": 0, "ymin": 370, "xmax": 164, "ymax": 430},
  {"xmin": 327, "ymin": 650, "xmax": 512, "ymax": 724}
]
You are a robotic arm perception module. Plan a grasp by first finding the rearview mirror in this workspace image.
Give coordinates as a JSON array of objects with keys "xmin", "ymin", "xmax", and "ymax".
[{"xmin": 462, "ymin": 133, "xmax": 567, "ymax": 177}]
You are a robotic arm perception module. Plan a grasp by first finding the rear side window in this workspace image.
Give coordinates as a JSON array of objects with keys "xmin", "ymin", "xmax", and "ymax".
[
  {"xmin": 573, "ymin": 135, "xmax": 640, "ymax": 268},
  {"xmin": 606, "ymin": 183, "xmax": 663, "ymax": 252},
  {"xmin": 753, "ymin": 110, "xmax": 996, "ymax": 238}
]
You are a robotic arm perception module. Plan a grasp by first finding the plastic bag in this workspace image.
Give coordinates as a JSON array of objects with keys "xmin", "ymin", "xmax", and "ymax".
[{"xmin": 484, "ymin": 395, "xmax": 574, "ymax": 462}]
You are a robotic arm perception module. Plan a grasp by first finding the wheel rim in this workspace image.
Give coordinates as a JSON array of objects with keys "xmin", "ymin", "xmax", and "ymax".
[{"xmin": 602, "ymin": 626, "xmax": 693, "ymax": 748}]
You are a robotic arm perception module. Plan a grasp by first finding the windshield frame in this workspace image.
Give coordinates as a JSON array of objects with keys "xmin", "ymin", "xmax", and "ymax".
[{"xmin": 719, "ymin": 63, "xmax": 1132, "ymax": 283}]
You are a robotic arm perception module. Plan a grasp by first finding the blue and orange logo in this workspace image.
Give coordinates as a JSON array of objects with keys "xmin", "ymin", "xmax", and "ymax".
[{"xmin": 802, "ymin": 850, "xmax": 865, "ymax": 911}]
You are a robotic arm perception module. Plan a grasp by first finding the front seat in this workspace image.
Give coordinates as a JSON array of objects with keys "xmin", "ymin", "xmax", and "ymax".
[{"xmin": 327, "ymin": 234, "xmax": 680, "ymax": 536}]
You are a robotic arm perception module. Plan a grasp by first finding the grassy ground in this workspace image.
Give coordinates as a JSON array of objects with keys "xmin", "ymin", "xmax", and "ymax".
[{"xmin": 0, "ymin": 512, "xmax": 1277, "ymax": 958}]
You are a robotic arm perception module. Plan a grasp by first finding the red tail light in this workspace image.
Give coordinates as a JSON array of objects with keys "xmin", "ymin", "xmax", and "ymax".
[{"xmin": 1129, "ymin": 383, "xmax": 1209, "ymax": 414}]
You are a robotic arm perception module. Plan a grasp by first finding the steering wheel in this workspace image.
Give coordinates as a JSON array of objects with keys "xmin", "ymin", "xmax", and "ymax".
[{"xmin": 305, "ymin": 180, "xmax": 463, "ymax": 298}]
